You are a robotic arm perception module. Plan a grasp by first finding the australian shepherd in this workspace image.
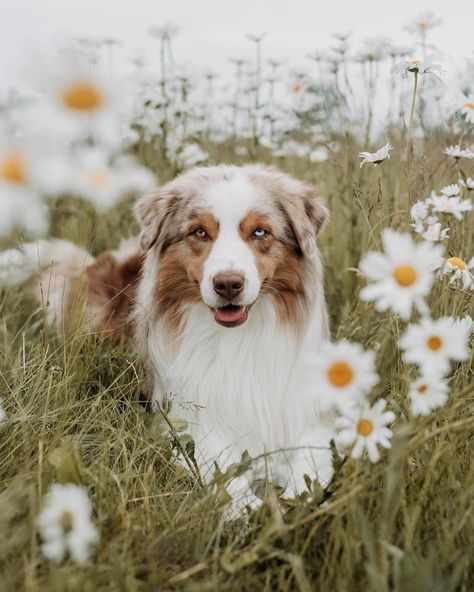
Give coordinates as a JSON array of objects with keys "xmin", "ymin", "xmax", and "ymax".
[{"xmin": 1, "ymin": 164, "xmax": 335, "ymax": 517}]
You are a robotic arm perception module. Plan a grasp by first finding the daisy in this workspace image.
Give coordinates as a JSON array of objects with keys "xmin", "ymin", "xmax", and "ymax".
[
  {"xmin": 410, "ymin": 200, "xmax": 429, "ymax": 224},
  {"xmin": 440, "ymin": 184, "xmax": 460, "ymax": 197},
  {"xmin": 358, "ymin": 142, "xmax": 393, "ymax": 168},
  {"xmin": 408, "ymin": 376, "xmax": 449, "ymax": 416},
  {"xmin": 399, "ymin": 316, "xmax": 470, "ymax": 376},
  {"xmin": 0, "ymin": 142, "xmax": 50, "ymax": 237},
  {"xmin": 458, "ymin": 177, "xmax": 474, "ymax": 191},
  {"xmin": 33, "ymin": 49, "xmax": 123, "ymax": 146},
  {"xmin": 359, "ymin": 229, "xmax": 444, "ymax": 319},
  {"xmin": 419, "ymin": 220, "xmax": 449, "ymax": 242},
  {"xmin": 428, "ymin": 194, "xmax": 473, "ymax": 220},
  {"xmin": 443, "ymin": 145, "xmax": 474, "ymax": 160},
  {"xmin": 439, "ymin": 256, "xmax": 474, "ymax": 290},
  {"xmin": 392, "ymin": 55, "xmax": 444, "ymax": 80},
  {"xmin": 460, "ymin": 96, "xmax": 474, "ymax": 124},
  {"xmin": 69, "ymin": 147, "xmax": 156, "ymax": 211},
  {"xmin": 449, "ymin": 315, "xmax": 473, "ymax": 334},
  {"xmin": 37, "ymin": 483, "xmax": 99, "ymax": 564},
  {"xmin": 405, "ymin": 12, "xmax": 442, "ymax": 35},
  {"xmin": 335, "ymin": 399, "xmax": 395, "ymax": 463},
  {"xmin": 311, "ymin": 340, "xmax": 379, "ymax": 413}
]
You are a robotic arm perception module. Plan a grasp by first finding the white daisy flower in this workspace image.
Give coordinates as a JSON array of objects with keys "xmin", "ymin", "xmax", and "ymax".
[
  {"xmin": 460, "ymin": 96, "xmax": 474, "ymax": 124},
  {"xmin": 359, "ymin": 229, "xmax": 444, "ymax": 319},
  {"xmin": 428, "ymin": 194, "xmax": 473, "ymax": 220},
  {"xmin": 69, "ymin": 147, "xmax": 156, "ymax": 211},
  {"xmin": 420, "ymin": 220, "xmax": 450, "ymax": 243},
  {"xmin": 392, "ymin": 55, "xmax": 444, "ymax": 80},
  {"xmin": 410, "ymin": 200, "xmax": 429, "ymax": 223},
  {"xmin": 358, "ymin": 142, "xmax": 393, "ymax": 168},
  {"xmin": 440, "ymin": 184, "xmax": 460, "ymax": 197},
  {"xmin": 335, "ymin": 399, "xmax": 396, "ymax": 463},
  {"xmin": 33, "ymin": 50, "xmax": 123, "ymax": 146},
  {"xmin": 443, "ymin": 145, "xmax": 474, "ymax": 160},
  {"xmin": 448, "ymin": 315, "xmax": 474, "ymax": 334},
  {"xmin": 405, "ymin": 12, "xmax": 442, "ymax": 35},
  {"xmin": 439, "ymin": 256, "xmax": 474, "ymax": 290},
  {"xmin": 0, "ymin": 142, "xmax": 50, "ymax": 237},
  {"xmin": 408, "ymin": 376, "xmax": 449, "ymax": 416},
  {"xmin": 459, "ymin": 177, "xmax": 474, "ymax": 191},
  {"xmin": 311, "ymin": 340, "xmax": 379, "ymax": 413},
  {"xmin": 399, "ymin": 316, "xmax": 471, "ymax": 376},
  {"xmin": 37, "ymin": 483, "xmax": 99, "ymax": 564}
]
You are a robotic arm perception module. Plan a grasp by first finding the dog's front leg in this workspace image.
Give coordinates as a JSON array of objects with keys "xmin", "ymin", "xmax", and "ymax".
[{"xmin": 283, "ymin": 422, "xmax": 335, "ymax": 498}]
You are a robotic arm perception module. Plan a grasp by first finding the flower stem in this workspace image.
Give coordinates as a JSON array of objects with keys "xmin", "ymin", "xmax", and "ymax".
[{"xmin": 407, "ymin": 71, "xmax": 418, "ymax": 211}]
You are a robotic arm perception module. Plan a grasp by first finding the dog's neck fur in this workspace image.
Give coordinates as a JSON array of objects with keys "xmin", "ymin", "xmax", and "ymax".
[{"xmin": 136, "ymin": 249, "xmax": 329, "ymax": 464}]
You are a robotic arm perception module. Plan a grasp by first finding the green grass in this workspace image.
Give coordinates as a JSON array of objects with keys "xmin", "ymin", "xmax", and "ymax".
[{"xmin": 0, "ymin": 131, "xmax": 473, "ymax": 591}]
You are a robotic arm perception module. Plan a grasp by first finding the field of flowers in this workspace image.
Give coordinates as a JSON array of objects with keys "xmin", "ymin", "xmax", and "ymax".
[{"xmin": 0, "ymin": 12, "xmax": 473, "ymax": 592}]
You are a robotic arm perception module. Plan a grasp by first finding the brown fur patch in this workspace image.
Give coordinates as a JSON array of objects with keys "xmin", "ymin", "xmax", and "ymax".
[{"xmin": 85, "ymin": 250, "xmax": 144, "ymax": 336}]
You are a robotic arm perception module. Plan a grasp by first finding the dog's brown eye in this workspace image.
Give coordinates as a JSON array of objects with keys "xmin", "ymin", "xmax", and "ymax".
[{"xmin": 192, "ymin": 227, "xmax": 208, "ymax": 239}]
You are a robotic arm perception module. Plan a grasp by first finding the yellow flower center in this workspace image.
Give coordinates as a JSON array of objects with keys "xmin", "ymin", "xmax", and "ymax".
[
  {"xmin": 417, "ymin": 384, "xmax": 428, "ymax": 395},
  {"xmin": 0, "ymin": 152, "xmax": 26, "ymax": 183},
  {"xmin": 59, "ymin": 510, "xmax": 74, "ymax": 533},
  {"xmin": 463, "ymin": 102, "xmax": 474, "ymax": 110},
  {"xmin": 293, "ymin": 83, "xmax": 302, "ymax": 93},
  {"xmin": 393, "ymin": 265, "xmax": 418, "ymax": 287},
  {"xmin": 87, "ymin": 169, "xmax": 110, "ymax": 187},
  {"xmin": 62, "ymin": 81, "xmax": 103, "ymax": 111},
  {"xmin": 327, "ymin": 361, "xmax": 354, "ymax": 388},
  {"xmin": 410, "ymin": 59, "xmax": 422, "ymax": 65},
  {"xmin": 447, "ymin": 256, "xmax": 466, "ymax": 270},
  {"xmin": 357, "ymin": 419, "xmax": 374, "ymax": 436},
  {"xmin": 418, "ymin": 21, "xmax": 428, "ymax": 29},
  {"xmin": 427, "ymin": 335, "xmax": 442, "ymax": 351}
]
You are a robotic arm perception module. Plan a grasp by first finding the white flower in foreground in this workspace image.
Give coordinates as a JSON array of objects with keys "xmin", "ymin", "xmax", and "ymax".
[
  {"xmin": 439, "ymin": 256, "xmax": 474, "ymax": 290},
  {"xmin": 69, "ymin": 147, "xmax": 156, "ymax": 211},
  {"xmin": 359, "ymin": 229, "xmax": 444, "ymax": 319},
  {"xmin": 37, "ymin": 483, "xmax": 99, "ymax": 564},
  {"xmin": 443, "ymin": 145, "xmax": 474, "ymax": 160},
  {"xmin": 335, "ymin": 399, "xmax": 395, "ymax": 463},
  {"xmin": 428, "ymin": 194, "xmax": 473, "ymax": 220},
  {"xmin": 312, "ymin": 340, "xmax": 379, "ymax": 412},
  {"xmin": 399, "ymin": 316, "xmax": 470, "ymax": 376},
  {"xmin": 408, "ymin": 376, "xmax": 449, "ymax": 416},
  {"xmin": 392, "ymin": 55, "xmax": 444, "ymax": 80},
  {"xmin": 33, "ymin": 50, "xmax": 123, "ymax": 146},
  {"xmin": 440, "ymin": 184, "xmax": 460, "ymax": 197},
  {"xmin": 358, "ymin": 142, "xmax": 393, "ymax": 168}
]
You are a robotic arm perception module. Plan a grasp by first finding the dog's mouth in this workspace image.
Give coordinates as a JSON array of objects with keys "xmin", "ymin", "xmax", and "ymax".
[{"xmin": 214, "ymin": 304, "xmax": 248, "ymax": 327}]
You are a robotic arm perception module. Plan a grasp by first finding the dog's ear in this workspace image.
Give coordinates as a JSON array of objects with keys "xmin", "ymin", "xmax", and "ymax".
[
  {"xmin": 135, "ymin": 189, "xmax": 178, "ymax": 251},
  {"xmin": 281, "ymin": 185, "xmax": 328, "ymax": 258}
]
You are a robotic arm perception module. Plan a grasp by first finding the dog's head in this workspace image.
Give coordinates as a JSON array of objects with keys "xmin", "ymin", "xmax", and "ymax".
[{"xmin": 136, "ymin": 165, "xmax": 327, "ymax": 328}]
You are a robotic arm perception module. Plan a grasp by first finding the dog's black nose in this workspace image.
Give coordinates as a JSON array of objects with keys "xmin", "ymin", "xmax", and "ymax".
[{"xmin": 213, "ymin": 272, "xmax": 244, "ymax": 301}]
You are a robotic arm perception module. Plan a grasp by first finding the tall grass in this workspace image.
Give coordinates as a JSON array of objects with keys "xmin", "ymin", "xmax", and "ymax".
[{"xmin": 0, "ymin": 127, "xmax": 473, "ymax": 591}]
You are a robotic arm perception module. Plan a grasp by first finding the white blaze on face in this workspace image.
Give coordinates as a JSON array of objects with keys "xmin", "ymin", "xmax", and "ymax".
[{"xmin": 200, "ymin": 175, "xmax": 262, "ymax": 308}]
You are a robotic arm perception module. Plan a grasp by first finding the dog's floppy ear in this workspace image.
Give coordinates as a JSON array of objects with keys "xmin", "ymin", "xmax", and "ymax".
[
  {"xmin": 281, "ymin": 185, "xmax": 328, "ymax": 258},
  {"xmin": 135, "ymin": 188, "xmax": 177, "ymax": 251}
]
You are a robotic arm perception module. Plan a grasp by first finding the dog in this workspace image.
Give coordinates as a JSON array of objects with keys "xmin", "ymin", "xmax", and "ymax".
[{"xmin": 0, "ymin": 164, "xmax": 335, "ymax": 517}]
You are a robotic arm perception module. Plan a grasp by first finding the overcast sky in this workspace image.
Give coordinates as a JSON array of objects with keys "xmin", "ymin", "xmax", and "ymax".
[{"xmin": 1, "ymin": 0, "xmax": 473, "ymax": 87}]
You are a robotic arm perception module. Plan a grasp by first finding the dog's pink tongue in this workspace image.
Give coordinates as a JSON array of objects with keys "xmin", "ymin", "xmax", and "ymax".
[{"xmin": 215, "ymin": 306, "xmax": 246, "ymax": 324}]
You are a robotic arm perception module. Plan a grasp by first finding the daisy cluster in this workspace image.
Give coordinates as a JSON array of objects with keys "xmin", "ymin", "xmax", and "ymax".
[{"xmin": 0, "ymin": 50, "xmax": 157, "ymax": 237}]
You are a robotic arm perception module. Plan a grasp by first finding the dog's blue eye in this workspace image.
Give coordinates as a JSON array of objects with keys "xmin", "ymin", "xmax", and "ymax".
[{"xmin": 253, "ymin": 228, "xmax": 268, "ymax": 238}]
